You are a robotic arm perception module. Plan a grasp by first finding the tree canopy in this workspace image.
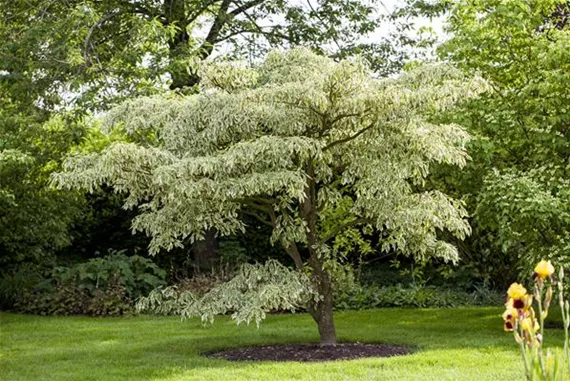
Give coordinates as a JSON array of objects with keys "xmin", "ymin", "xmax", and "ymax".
[
  {"xmin": 1, "ymin": 0, "xmax": 412, "ymax": 112},
  {"xmin": 54, "ymin": 48, "xmax": 486, "ymax": 343},
  {"xmin": 0, "ymin": 0, "xmax": 437, "ymax": 271},
  {"xmin": 439, "ymin": 0, "xmax": 570, "ymax": 279}
]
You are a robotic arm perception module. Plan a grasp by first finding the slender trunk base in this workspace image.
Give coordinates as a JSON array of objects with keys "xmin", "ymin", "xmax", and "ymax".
[
  {"xmin": 310, "ymin": 272, "xmax": 337, "ymax": 345},
  {"xmin": 313, "ymin": 307, "xmax": 337, "ymax": 346}
]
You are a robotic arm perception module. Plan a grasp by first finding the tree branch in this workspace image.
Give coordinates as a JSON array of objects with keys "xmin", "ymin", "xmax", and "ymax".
[
  {"xmin": 84, "ymin": 11, "xmax": 121, "ymax": 63},
  {"xmin": 265, "ymin": 206, "xmax": 304, "ymax": 270},
  {"xmin": 283, "ymin": 241, "xmax": 304, "ymax": 270},
  {"xmin": 215, "ymin": 26, "xmax": 294, "ymax": 44},
  {"xmin": 243, "ymin": 201, "xmax": 272, "ymax": 214},
  {"xmin": 305, "ymin": 0, "xmax": 341, "ymax": 51},
  {"xmin": 241, "ymin": 209, "xmax": 273, "ymax": 227},
  {"xmin": 318, "ymin": 218, "xmax": 372, "ymax": 244},
  {"xmin": 186, "ymin": 0, "xmax": 219, "ymax": 24},
  {"xmin": 330, "ymin": 112, "xmax": 362, "ymax": 125},
  {"xmin": 273, "ymin": 100, "xmax": 325, "ymax": 117},
  {"xmin": 323, "ymin": 122, "xmax": 376, "ymax": 151},
  {"xmin": 199, "ymin": 0, "xmax": 233, "ymax": 58},
  {"xmin": 229, "ymin": 0, "xmax": 265, "ymax": 17}
]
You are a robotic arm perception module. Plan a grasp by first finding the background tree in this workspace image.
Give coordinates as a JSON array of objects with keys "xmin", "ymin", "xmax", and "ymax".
[
  {"xmin": 54, "ymin": 49, "xmax": 486, "ymax": 344},
  {"xmin": 1, "ymin": 0, "xmax": 434, "ymax": 272},
  {"xmin": 434, "ymin": 0, "xmax": 570, "ymax": 284},
  {"xmin": 0, "ymin": 84, "xmax": 86, "ymax": 266},
  {"xmin": 0, "ymin": 0, "xmax": 405, "ymax": 110}
]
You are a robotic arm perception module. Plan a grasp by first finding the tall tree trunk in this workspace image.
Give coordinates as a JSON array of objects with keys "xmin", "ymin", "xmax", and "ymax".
[
  {"xmin": 164, "ymin": 0, "xmax": 193, "ymax": 90},
  {"xmin": 302, "ymin": 159, "xmax": 337, "ymax": 345},
  {"xmin": 164, "ymin": 0, "xmax": 219, "ymax": 269}
]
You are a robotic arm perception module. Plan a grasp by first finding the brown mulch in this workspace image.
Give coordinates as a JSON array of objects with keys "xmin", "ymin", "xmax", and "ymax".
[{"xmin": 206, "ymin": 343, "xmax": 411, "ymax": 362}]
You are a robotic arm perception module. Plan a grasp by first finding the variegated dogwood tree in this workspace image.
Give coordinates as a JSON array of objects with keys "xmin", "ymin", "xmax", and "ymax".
[{"xmin": 54, "ymin": 49, "xmax": 486, "ymax": 345}]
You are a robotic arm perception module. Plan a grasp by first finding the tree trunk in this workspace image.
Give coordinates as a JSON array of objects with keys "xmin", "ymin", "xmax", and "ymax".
[
  {"xmin": 164, "ymin": 0, "xmax": 232, "ymax": 91},
  {"xmin": 302, "ymin": 159, "xmax": 337, "ymax": 345},
  {"xmin": 278, "ymin": 241, "xmax": 337, "ymax": 345},
  {"xmin": 315, "ymin": 303, "xmax": 336, "ymax": 346},
  {"xmin": 192, "ymin": 228, "xmax": 218, "ymax": 272},
  {"xmin": 164, "ymin": 0, "xmax": 194, "ymax": 90},
  {"xmin": 310, "ymin": 272, "xmax": 337, "ymax": 345}
]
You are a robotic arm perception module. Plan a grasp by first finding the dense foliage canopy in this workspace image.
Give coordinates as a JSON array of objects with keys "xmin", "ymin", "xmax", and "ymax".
[
  {"xmin": 438, "ymin": 0, "xmax": 570, "ymax": 280},
  {"xmin": 0, "ymin": 0, "xmax": 435, "ymax": 276},
  {"xmin": 54, "ymin": 49, "xmax": 486, "ymax": 343},
  {"xmin": 0, "ymin": 0, "xmax": 414, "ymax": 111}
]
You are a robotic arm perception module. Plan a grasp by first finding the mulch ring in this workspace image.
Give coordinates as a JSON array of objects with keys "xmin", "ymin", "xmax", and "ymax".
[{"xmin": 205, "ymin": 343, "xmax": 411, "ymax": 362}]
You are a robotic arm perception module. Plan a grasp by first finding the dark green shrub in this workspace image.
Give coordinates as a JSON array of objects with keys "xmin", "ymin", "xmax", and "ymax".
[
  {"xmin": 0, "ymin": 263, "xmax": 49, "ymax": 309},
  {"xmin": 12, "ymin": 251, "xmax": 165, "ymax": 316},
  {"xmin": 87, "ymin": 274, "xmax": 133, "ymax": 316},
  {"xmin": 54, "ymin": 250, "xmax": 166, "ymax": 298},
  {"xmin": 15, "ymin": 281, "xmax": 90, "ymax": 315}
]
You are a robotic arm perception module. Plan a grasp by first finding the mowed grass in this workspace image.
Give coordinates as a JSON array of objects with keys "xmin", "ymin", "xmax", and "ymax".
[{"xmin": 0, "ymin": 308, "xmax": 566, "ymax": 381}]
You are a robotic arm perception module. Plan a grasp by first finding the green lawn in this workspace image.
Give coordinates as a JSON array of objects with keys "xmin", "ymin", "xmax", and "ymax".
[{"xmin": 0, "ymin": 308, "xmax": 565, "ymax": 380}]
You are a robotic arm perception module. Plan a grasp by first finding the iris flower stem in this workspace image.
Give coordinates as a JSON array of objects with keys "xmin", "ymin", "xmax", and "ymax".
[
  {"xmin": 561, "ymin": 303, "xmax": 570, "ymax": 374},
  {"xmin": 518, "ymin": 336, "xmax": 531, "ymax": 381},
  {"xmin": 534, "ymin": 283, "xmax": 546, "ymax": 377},
  {"xmin": 558, "ymin": 270, "xmax": 569, "ymax": 375}
]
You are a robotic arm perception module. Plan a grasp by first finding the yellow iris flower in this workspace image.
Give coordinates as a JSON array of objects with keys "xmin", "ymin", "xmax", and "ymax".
[
  {"xmin": 534, "ymin": 260, "xmax": 555, "ymax": 280},
  {"xmin": 502, "ymin": 306, "xmax": 519, "ymax": 332},
  {"xmin": 503, "ymin": 307, "xmax": 518, "ymax": 320},
  {"xmin": 507, "ymin": 283, "xmax": 527, "ymax": 300}
]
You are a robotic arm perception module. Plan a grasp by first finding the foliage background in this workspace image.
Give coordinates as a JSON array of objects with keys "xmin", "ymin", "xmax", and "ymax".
[{"xmin": 1, "ymin": 0, "xmax": 568, "ymax": 318}]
